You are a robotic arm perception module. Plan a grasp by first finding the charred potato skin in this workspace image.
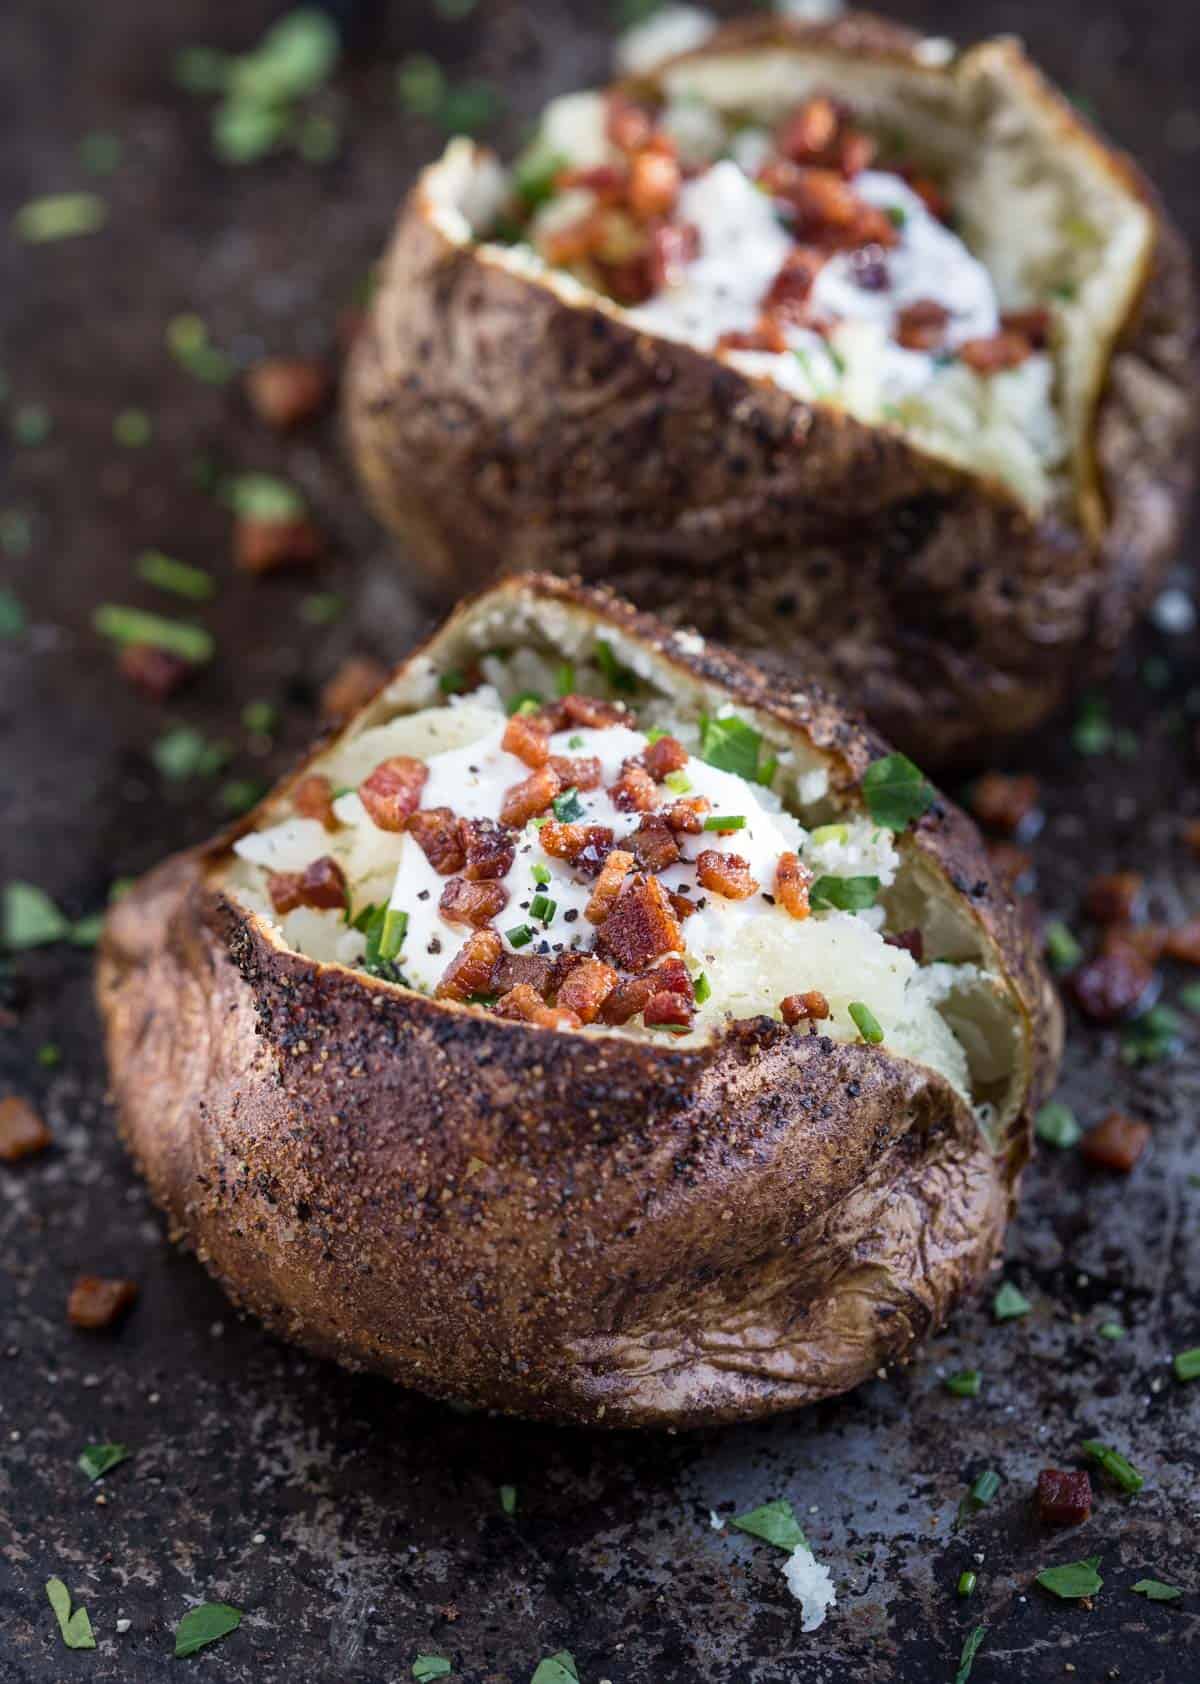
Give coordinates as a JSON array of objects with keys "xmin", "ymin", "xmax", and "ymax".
[
  {"xmin": 345, "ymin": 12, "xmax": 1197, "ymax": 769},
  {"xmin": 99, "ymin": 575, "xmax": 1059, "ymax": 1428}
]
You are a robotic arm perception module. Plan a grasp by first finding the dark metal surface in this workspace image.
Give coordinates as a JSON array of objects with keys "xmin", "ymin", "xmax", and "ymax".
[{"xmin": 1, "ymin": 2, "xmax": 1198, "ymax": 1680}]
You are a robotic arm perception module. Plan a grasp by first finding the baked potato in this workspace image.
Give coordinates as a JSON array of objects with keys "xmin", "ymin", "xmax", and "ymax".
[
  {"xmin": 347, "ymin": 10, "xmax": 1197, "ymax": 766},
  {"xmin": 99, "ymin": 575, "xmax": 1059, "ymax": 1426}
]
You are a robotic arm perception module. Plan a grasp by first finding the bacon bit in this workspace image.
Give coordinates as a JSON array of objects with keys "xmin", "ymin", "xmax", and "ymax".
[
  {"xmin": 494, "ymin": 983, "xmax": 582, "ymax": 1031},
  {"xmin": 668, "ymin": 890, "xmax": 697, "ymax": 921},
  {"xmin": 648, "ymin": 222, "xmax": 701, "ymax": 291},
  {"xmin": 539, "ymin": 820, "xmax": 587, "ymax": 860},
  {"xmin": 1081, "ymin": 1111, "xmax": 1151, "ymax": 1173},
  {"xmin": 664, "ymin": 796, "xmax": 711, "ymax": 834},
  {"xmin": 439, "ymin": 877, "xmax": 509, "ymax": 929},
  {"xmin": 319, "ymin": 654, "xmax": 388, "ymax": 723},
  {"xmin": 67, "ymin": 1275, "xmax": 138, "ymax": 1330},
  {"xmin": 586, "ymin": 849, "xmax": 635, "ymax": 924},
  {"xmin": 1164, "ymin": 918, "xmax": 1200, "ymax": 965},
  {"xmin": 762, "ymin": 246, "xmax": 826, "ymax": 325},
  {"xmin": 293, "ymin": 773, "xmax": 337, "ymax": 831},
  {"xmin": 502, "ymin": 711, "xmax": 551, "ymax": 768},
  {"xmin": 643, "ymin": 991, "xmax": 694, "ymax": 1029},
  {"xmin": 958, "ymin": 331, "xmax": 1035, "ymax": 375},
  {"xmin": 600, "ymin": 956, "xmax": 694, "ymax": 1026},
  {"xmin": 609, "ymin": 762, "xmax": 660, "ymax": 813},
  {"xmin": 359, "ymin": 756, "xmax": 428, "ymax": 831},
  {"xmin": 493, "ymin": 951, "xmax": 554, "ymax": 999},
  {"xmin": 267, "ymin": 854, "xmax": 347, "ymax": 916},
  {"xmin": 606, "ymin": 91, "xmax": 655, "ymax": 154},
  {"xmin": 435, "ymin": 928, "xmax": 502, "ymax": 1001},
  {"xmin": 549, "ymin": 754, "xmax": 603, "ymax": 791},
  {"xmin": 596, "ymin": 874, "xmax": 684, "ymax": 970},
  {"xmin": 0, "ymin": 1096, "xmax": 52, "ymax": 1163},
  {"xmin": 499, "ymin": 764, "xmax": 561, "ymax": 829},
  {"xmin": 1100, "ymin": 924, "xmax": 1167, "ymax": 964},
  {"xmin": 629, "ymin": 150, "xmax": 681, "ymax": 221},
  {"xmin": 641, "ymin": 734, "xmax": 689, "ymax": 779},
  {"xmin": 559, "ymin": 693, "xmax": 629, "ymax": 729},
  {"xmin": 555, "ymin": 956, "xmax": 618, "ymax": 1025},
  {"xmin": 117, "ymin": 643, "xmax": 194, "ymax": 701},
  {"xmin": 716, "ymin": 322, "xmax": 790, "ymax": 354},
  {"xmin": 885, "ymin": 927, "xmax": 926, "ymax": 962},
  {"xmin": 1001, "ymin": 307, "xmax": 1051, "ymax": 349},
  {"xmin": 781, "ymin": 991, "xmax": 830, "ymax": 1025},
  {"xmin": 630, "ymin": 814, "xmax": 682, "ymax": 874},
  {"xmin": 696, "ymin": 850, "xmax": 759, "ymax": 900},
  {"xmin": 234, "ymin": 514, "xmax": 325, "ymax": 574},
  {"xmin": 407, "ymin": 807, "xmax": 467, "ymax": 875},
  {"xmin": 1084, "ymin": 871, "xmax": 1143, "ymax": 926},
  {"xmin": 1036, "ymin": 1468, "xmax": 1092, "ymax": 1527},
  {"xmin": 457, "ymin": 818, "xmax": 515, "ymax": 882},
  {"xmin": 555, "ymin": 163, "xmax": 627, "ymax": 204},
  {"xmin": 244, "ymin": 357, "xmax": 331, "ymax": 429},
  {"xmin": 1069, "ymin": 948, "xmax": 1154, "ymax": 1023},
  {"xmin": 969, "ymin": 772, "xmax": 1041, "ymax": 836},
  {"xmin": 775, "ymin": 95, "xmax": 875, "ymax": 177},
  {"xmin": 895, "ymin": 298, "xmax": 951, "ymax": 351},
  {"xmin": 762, "ymin": 162, "xmax": 900, "ymax": 252},
  {"xmin": 540, "ymin": 206, "xmax": 611, "ymax": 268},
  {"xmin": 775, "ymin": 852, "xmax": 813, "ymax": 920}
]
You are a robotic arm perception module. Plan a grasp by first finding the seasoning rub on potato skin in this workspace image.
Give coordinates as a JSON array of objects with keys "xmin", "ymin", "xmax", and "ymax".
[
  {"xmin": 98, "ymin": 575, "xmax": 1060, "ymax": 1427},
  {"xmin": 345, "ymin": 10, "xmax": 1197, "ymax": 768}
]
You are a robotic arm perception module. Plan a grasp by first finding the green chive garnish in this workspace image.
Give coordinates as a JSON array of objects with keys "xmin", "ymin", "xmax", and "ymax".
[
  {"xmin": 531, "ymin": 863, "xmax": 551, "ymax": 886},
  {"xmin": 552, "ymin": 787, "xmax": 583, "ymax": 823},
  {"xmin": 957, "ymin": 1570, "xmax": 977, "ymax": 1598},
  {"xmin": 1080, "ymin": 1440, "xmax": 1144, "ymax": 1495},
  {"xmin": 848, "ymin": 1001, "xmax": 884, "ymax": 1044},
  {"xmin": 529, "ymin": 893, "xmax": 556, "ymax": 925},
  {"xmin": 702, "ymin": 814, "xmax": 746, "ymax": 831},
  {"xmin": 507, "ymin": 924, "xmax": 533, "ymax": 949},
  {"xmin": 944, "ymin": 1370, "xmax": 982, "ymax": 1398},
  {"xmin": 555, "ymin": 662, "xmax": 575, "ymax": 695},
  {"xmin": 379, "ymin": 907, "xmax": 408, "ymax": 962},
  {"xmin": 135, "ymin": 549, "xmax": 215, "ymax": 601},
  {"xmin": 507, "ymin": 690, "xmax": 542, "ymax": 716},
  {"xmin": 664, "ymin": 770, "xmax": 691, "ymax": 795},
  {"xmin": 93, "ymin": 604, "xmax": 213, "ymax": 664},
  {"xmin": 1173, "ymin": 1346, "xmax": 1200, "ymax": 1382}
]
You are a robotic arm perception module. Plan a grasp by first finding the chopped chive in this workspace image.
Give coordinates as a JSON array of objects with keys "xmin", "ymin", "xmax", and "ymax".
[
  {"xmin": 529, "ymin": 893, "xmax": 557, "ymax": 925},
  {"xmin": 1098, "ymin": 1321, "xmax": 1126, "ymax": 1341},
  {"xmin": 809, "ymin": 823, "xmax": 849, "ymax": 846},
  {"xmin": 555, "ymin": 662, "xmax": 575, "ymax": 696},
  {"xmin": 809, "ymin": 875, "xmax": 879, "ymax": 912},
  {"xmin": 14, "ymin": 192, "xmax": 106, "ymax": 243},
  {"xmin": 954, "ymin": 1625, "xmax": 986, "ymax": 1683},
  {"xmin": 552, "ymin": 787, "xmax": 583, "ymax": 823},
  {"xmin": 241, "ymin": 699, "xmax": 278, "ymax": 736},
  {"xmin": 379, "ymin": 908, "xmax": 409, "ymax": 962},
  {"xmin": 94, "ymin": 604, "xmax": 213, "ymax": 664},
  {"xmin": 1036, "ymin": 1101, "xmax": 1081, "ymax": 1148},
  {"xmin": 848, "ymin": 1001, "xmax": 884, "ymax": 1044},
  {"xmin": 1080, "ymin": 1440, "xmax": 1144, "ymax": 1495},
  {"xmin": 694, "ymin": 972, "xmax": 712, "ymax": 1005},
  {"xmin": 152, "ymin": 727, "xmax": 229, "ymax": 781},
  {"xmin": 594, "ymin": 639, "xmax": 637, "ymax": 694},
  {"xmin": 567, "ymin": 734, "xmax": 584, "ymax": 750},
  {"xmin": 113, "ymin": 408, "xmax": 152, "ymax": 447},
  {"xmin": 887, "ymin": 204, "xmax": 907, "ymax": 228},
  {"xmin": 531, "ymin": 863, "xmax": 551, "ymax": 886},
  {"xmin": 702, "ymin": 814, "xmax": 746, "ymax": 831},
  {"xmin": 218, "ymin": 778, "xmax": 265, "ymax": 815},
  {"xmin": 1044, "ymin": 919, "xmax": 1082, "ymax": 972},
  {"xmin": 957, "ymin": 1570, "xmax": 977, "ymax": 1597},
  {"xmin": 135, "ymin": 549, "xmax": 215, "ymax": 601},
  {"xmin": 944, "ymin": 1369, "xmax": 982, "ymax": 1398},
  {"xmin": 499, "ymin": 1482, "xmax": 517, "ymax": 1515},
  {"xmin": 0, "ymin": 513, "xmax": 33, "ymax": 558},
  {"xmin": 221, "ymin": 471, "xmax": 306, "ymax": 520},
  {"xmin": 969, "ymin": 1469, "xmax": 1000, "ymax": 1506},
  {"xmin": 664, "ymin": 770, "xmax": 691, "ymax": 795},
  {"xmin": 1173, "ymin": 1346, "xmax": 1200, "ymax": 1382},
  {"xmin": 438, "ymin": 669, "xmax": 467, "ymax": 695},
  {"xmin": 299, "ymin": 593, "xmax": 344, "ymax": 626},
  {"xmin": 506, "ymin": 924, "xmax": 533, "ymax": 949},
  {"xmin": 507, "ymin": 690, "xmax": 542, "ymax": 716},
  {"xmin": 37, "ymin": 1042, "xmax": 61, "ymax": 1068}
]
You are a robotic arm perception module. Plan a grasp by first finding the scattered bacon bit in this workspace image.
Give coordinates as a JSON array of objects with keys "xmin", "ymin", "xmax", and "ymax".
[
  {"xmin": 244, "ymin": 357, "xmax": 331, "ymax": 430},
  {"xmin": 630, "ymin": 814, "xmax": 682, "ymax": 874},
  {"xmin": 555, "ymin": 956, "xmax": 618, "ymax": 1025},
  {"xmin": 606, "ymin": 91, "xmax": 655, "ymax": 154},
  {"xmin": 958, "ymin": 332, "xmax": 1035, "ymax": 375},
  {"xmin": 494, "ymin": 984, "xmax": 582, "ymax": 1031},
  {"xmin": 1069, "ymin": 949, "xmax": 1154, "ymax": 1023},
  {"xmin": 267, "ymin": 854, "xmax": 347, "ymax": 916},
  {"xmin": 117, "ymin": 643, "xmax": 194, "ymax": 701},
  {"xmin": 293, "ymin": 773, "xmax": 337, "ymax": 831},
  {"xmin": 902, "ymin": 171, "xmax": 949, "ymax": 222},
  {"xmin": 234, "ymin": 514, "xmax": 325, "ymax": 575},
  {"xmin": 596, "ymin": 874, "xmax": 684, "ymax": 971},
  {"xmin": 696, "ymin": 850, "xmax": 759, "ymax": 901},
  {"xmin": 457, "ymin": 818, "xmax": 515, "ymax": 882},
  {"xmin": 1084, "ymin": 872, "xmax": 1143, "ymax": 926},
  {"xmin": 539, "ymin": 820, "xmax": 588, "ymax": 861},
  {"xmin": 599, "ymin": 972, "xmax": 660, "ymax": 1026},
  {"xmin": 600, "ymin": 957, "xmax": 694, "ymax": 1025},
  {"xmin": 586, "ymin": 849, "xmax": 635, "ymax": 925},
  {"xmin": 407, "ymin": 807, "xmax": 467, "ymax": 875},
  {"xmin": 629, "ymin": 150, "xmax": 681, "ymax": 221},
  {"xmin": 643, "ymin": 991, "xmax": 694, "ymax": 1029},
  {"xmin": 895, "ymin": 298, "xmax": 951, "ymax": 352},
  {"xmin": 549, "ymin": 754, "xmax": 603, "ymax": 792},
  {"xmin": 359, "ymin": 756, "xmax": 428, "ymax": 832},
  {"xmin": 499, "ymin": 765, "xmax": 561, "ymax": 829},
  {"xmin": 664, "ymin": 796, "xmax": 712, "ymax": 834},
  {"xmin": 1001, "ymin": 307, "xmax": 1051, "ymax": 350},
  {"xmin": 969, "ymin": 772, "xmax": 1040, "ymax": 836},
  {"xmin": 717, "ymin": 322, "xmax": 790, "ymax": 355},
  {"xmin": 781, "ymin": 991, "xmax": 830, "ymax": 1025},
  {"xmin": 761, "ymin": 246, "xmax": 826, "ymax": 325},
  {"xmin": 775, "ymin": 95, "xmax": 875, "ymax": 177},
  {"xmin": 1164, "ymin": 918, "xmax": 1200, "ymax": 965},
  {"xmin": 884, "ymin": 927, "xmax": 925, "ymax": 962},
  {"xmin": 559, "ymin": 693, "xmax": 629, "ymax": 728},
  {"xmin": 641, "ymin": 735, "xmax": 689, "ymax": 780},
  {"xmin": 609, "ymin": 762, "xmax": 659, "ymax": 814},
  {"xmin": 320, "ymin": 654, "xmax": 388, "ymax": 723},
  {"xmin": 1036, "ymin": 1468, "xmax": 1092, "ymax": 1527},
  {"xmin": 67, "ymin": 1275, "xmax": 138, "ymax": 1331},
  {"xmin": 775, "ymin": 852, "xmax": 813, "ymax": 920},
  {"xmin": 502, "ymin": 711, "xmax": 551, "ymax": 768},
  {"xmin": 1100, "ymin": 924, "xmax": 1167, "ymax": 964},
  {"xmin": 439, "ymin": 877, "xmax": 509, "ymax": 929},
  {"xmin": 435, "ymin": 928, "xmax": 502, "ymax": 1001},
  {"xmin": 1081, "ymin": 1111, "xmax": 1151, "ymax": 1173},
  {"xmin": 668, "ymin": 890, "xmax": 697, "ymax": 921},
  {"xmin": 760, "ymin": 161, "xmax": 899, "ymax": 252},
  {"xmin": 0, "ymin": 1096, "xmax": 52, "ymax": 1163},
  {"xmin": 493, "ymin": 952, "xmax": 554, "ymax": 999},
  {"xmin": 555, "ymin": 163, "xmax": 627, "ymax": 203}
]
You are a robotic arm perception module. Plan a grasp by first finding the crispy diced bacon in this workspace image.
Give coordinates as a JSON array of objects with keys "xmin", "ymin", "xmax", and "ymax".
[
  {"xmin": 641, "ymin": 734, "xmax": 689, "ymax": 779},
  {"xmin": 668, "ymin": 890, "xmax": 697, "ymax": 921},
  {"xmin": 435, "ymin": 929, "xmax": 502, "ymax": 1001},
  {"xmin": 895, "ymin": 298, "xmax": 951, "ymax": 351},
  {"xmin": 1001, "ymin": 307, "xmax": 1051, "ymax": 349},
  {"xmin": 499, "ymin": 765, "xmax": 561, "ymax": 828},
  {"xmin": 609, "ymin": 762, "xmax": 659, "ymax": 813},
  {"xmin": 494, "ymin": 984, "xmax": 582, "ymax": 1031},
  {"xmin": 1081, "ymin": 1111, "xmax": 1151, "ymax": 1173},
  {"xmin": 555, "ymin": 163, "xmax": 628, "ymax": 203},
  {"xmin": 1036, "ymin": 1469, "xmax": 1092, "ymax": 1527},
  {"xmin": 885, "ymin": 927, "xmax": 925, "ymax": 962},
  {"xmin": 969, "ymin": 772, "xmax": 1040, "ymax": 835},
  {"xmin": 549, "ymin": 754, "xmax": 603, "ymax": 791},
  {"xmin": 573, "ymin": 826, "xmax": 615, "ymax": 876},
  {"xmin": 68, "ymin": 1275, "xmax": 138, "ymax": 1330},
  {"xmin": 1070, "ymin": 949, "xmax": 1154, "ymax": 1023},
  {"xmin": 541, "ymin": 821, "xmax": 615, "ymax": 874},
  {"xmin": 118, "ymin": 642, "xmax": 194, "ymax": 701},
  {"xmin": 585, "ymin": 849, "xmax": 635, "ymax": 924},
  {"xmin": 541, "ymin": 206, "xmax": 611, "ymax": 267},
  {"xmin": 903, "ymin": 171, "xmax": 949, "ymax": 222},
  {"xmin": 555, "ymin": 956, "xmax": 618, "ymax": 1024},
  {"xmin": 360, "ymin": 756, "xmax": 428, "ymax": 832},
  {"xmin": 458, "ymin": 817, "xmax": 516, "ymax": 881},
  {"xmin": 293, "ymin": 774, "xmax": 338, "ymax": 831},
  {"xmin": 245, "ymin": 356, "xmax": 331, "ymax": 429},
  {"xmin": 643, "ymin": 991, "xmax": 694, "ymax": 1028},
  {"xmin": 776, "ymin": 95, "xmax": 875, "ymax": 177},
  {"xmin": 1084, "ymin": 872, "xmax": 1143, "ymax": 926},
  {"xmin": 762, "ymin": 246, "xmax": 825, "ymax": 325},
  {"xmin": 629, "ymin": 149, "xmax": 681, "ymax": 220},
  {"xmin": 268, "ymin": 855, "xmax": 347, "ymax": 916},
  {"xmin": 559, "ymin": 693, "xmax": 629, "ymax": 728},
  {"xmin": 762, "ymin": 163, "xmax": 900, "ymax": 252},
  {"xmin": 0, "ymin": 1095, "xmax": 52, "ymax": 1162},
  {"xmin": 781, "ymin": 991, "xmax": 831, "ymax": 1025},
  {"xmin": 1164, "ymin": 918, "xmax": 1200, "ymax": 964},
  {"xmin": 606, "ymin": 91, "xmax": 655, "ymax": 153},
  {"xmin": 502, "ymin": 711, "xmax": 552, "ymax": 768},
  {"xmin": 664, "ymin": 795, "xmax": 711, "ymax": 833},
  {"xmin": 407, "ymin": 807, "xmax": 467, "ymax": 875},
  {"xmin": 775, "ymin": 852, "xmax": 813, "ymax": 919},
  {"xmin": 595, "ymin": 874, "xmax": 683, "ymax": 970},
  {"xmin": 717, "ymin": 321, "xmax": 790, "ymax": 354},
  {"xmin": 600, "ymin": 957, "xmax": 693, "ymax": 1025},
  {"xmin": 439, "ymin": 877, "xmax": 509, "ymax": 928},
  {"xmin": 493, "ymin": 951, "xmax": 554, "ymax": 999},
  {"xmin": 235, "ymin": 514, "xmax": 325, "ymax": 574},
  {"xmin": 959, "ymin": 331, "xmax": 1035, "ymax": 374},
  {"xmin": 630, "ymin": 814, "xmax": 682, "ymax": 873},
  {"xmin": 696, "ymin": 850, "xmax": 759, "ymax": 900}
]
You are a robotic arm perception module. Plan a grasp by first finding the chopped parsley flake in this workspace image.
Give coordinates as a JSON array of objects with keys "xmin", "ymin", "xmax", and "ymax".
[
  {"xmin": 1131, "ymin": 1578, "xmax": 1182, "ymax": 1602},
  {"xmin": 993, "ymin": 1281, "xmax": 1031, "ymax": 1321},
  {"xmin": 694, "ymin": 971, "xmax": 711, "ymax": 1005},
  {"xmin": 78, "ymin": 1442, "xmax": 131, "ymax": 1482},
  {"xmin": 1036, "ymin": 1101, "xmax": 1081, "ymax": 1148},
  {"xmin": 507, "ymin": 690, "xmax": 543, "ymax": 717},
  {"xmin": 174, "ymin": 1602, "xmax": 242, "ymax": 1657},
  {"xmin": 809, "ymin": 875, "xmax": 879, "ymax": 912},
  {"xmin": 0, "ymin": 587, "xmax": 25, "ymax": 637},
  {"xmin": 699, "ymin": 713, "xmax": 773, "ymax": 784},
  {"xmin": 861, "ymin": 752, "xmax": 934, "ymax": 832},
  {"xmin": 954, "ymin": 1625, "xmax": 986, "ymax": 1684},
  {"xmin": 1036, "ymin": 1556, "xmax": 1102, "ymax": 1600},
  {"xmin": 412, "ymin": 1659, "xmax": 453, "ymax": 1682},
  {"xmin": 45, "ymin": 1578, "xmax": 95, "ymax": 1650},
  {"xmin": 530, "ymin": 1654, "xmax": 579, "ymax": 1684},
  {"xmin": 1121, "ymin": 1005, "xmax": 1182, "ymax": 1066},
  {"xmin": 552, "ymin": 787, "xmax": 584, "ymax": 823},
  {"xmin": 595, "ymin": 639, "xmax": 637, "ymax": 693},
  {"xmin": 729, "ymin": 1498, "xmax": 808, "ymax": 1552}
]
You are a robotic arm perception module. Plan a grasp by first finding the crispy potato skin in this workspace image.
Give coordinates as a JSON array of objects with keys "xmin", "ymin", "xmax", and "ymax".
[
  {"xmin": 98, "ymin": 576, "xmax": 1060, "ymax": 1427},
  {"xmin": 345, "ymin": 13, "xmax": 1197, "ymax": 768}
]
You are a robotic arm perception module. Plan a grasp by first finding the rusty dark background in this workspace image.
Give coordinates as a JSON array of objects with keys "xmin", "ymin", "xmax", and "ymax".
[{"xmin": 2, "ymin": 2, "xmax": 1199, "ymax": 1680}]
